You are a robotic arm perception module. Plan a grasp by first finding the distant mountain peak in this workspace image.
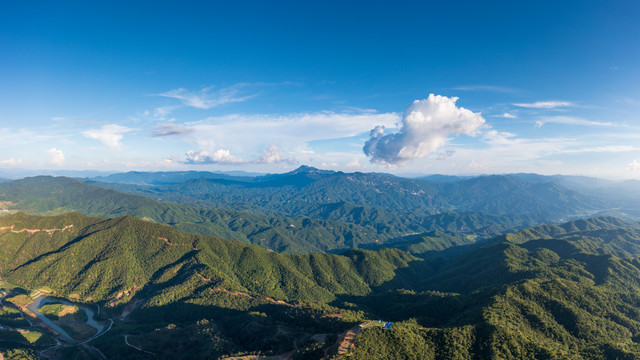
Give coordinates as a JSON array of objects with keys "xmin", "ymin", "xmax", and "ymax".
[
  {"xmin": 289, "ymin": 165, "xmax": 334, "ymax": 175},
  {"xmin": 276, "ymin": 165, "xmax": 337, "ymax": 179}
]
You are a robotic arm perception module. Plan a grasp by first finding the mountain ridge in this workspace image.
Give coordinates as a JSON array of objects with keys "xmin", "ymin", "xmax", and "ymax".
[
  {"xmin": 0, "ymin": 175, "xmax": 547, "ymax": 254},
  {"xmin": 4, "ymin": 213, "xmax": 640, "ymax": 358}
]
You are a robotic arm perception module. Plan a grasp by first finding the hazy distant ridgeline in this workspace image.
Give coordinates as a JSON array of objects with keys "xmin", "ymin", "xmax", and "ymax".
[
  {"xmin": 86, "ymin": 166, "xmax": 609, "ymax": 221},
  {"xmin": 87, "ymin": 167, "xmax": 640, "ymax": 231}
]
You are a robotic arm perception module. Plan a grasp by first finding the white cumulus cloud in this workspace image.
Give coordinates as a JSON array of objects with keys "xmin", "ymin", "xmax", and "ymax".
[
  {"xmin": 363, "ymin": 94, "xmax": 486, "ymax": 165},
  {"xmin": 628, "ymin": 159, "xmax": 640, "ymax": 171},
  {"xmin": 255, "ymin": 145, "xmax": 297, "ymax": 165},
  {"xmin": 185, "ymin": 149, "xmax": 244, "ymax": 164},
  {"xmin": 82, "ymin": 124, "xmax": 133, "ymax": 149},
  {"xmin": 0, "ymin": 158, "xmax": 23, "ymax": 166},
  {"xmin": 346, "ymin": 158, "xmax": 362, "ymax": 168},
  {"xmin": 46, "ymin": 148, "xmax": 65, "ymax": 166}
]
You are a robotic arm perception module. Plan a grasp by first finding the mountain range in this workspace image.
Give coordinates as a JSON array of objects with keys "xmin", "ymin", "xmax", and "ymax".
[
  {"xmin": 2, "ymin": 213, "xmax": 640, "ymax": 358},
  {"xmin": 3, "ymin": 167, "xmax": 640, "ymax": 359}
]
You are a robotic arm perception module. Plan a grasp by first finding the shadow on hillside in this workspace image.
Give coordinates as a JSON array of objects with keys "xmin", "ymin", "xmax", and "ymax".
[
  {"xmin": 97, "ymin": 299, "xmax": 347, "ymax": 359},
  {"xmin": 357, "ymin": 232, "xmax": 488, "ymax": 259},
  {"xmin": 326, "ymin": 252, "xmax": 500, "ymax": 329},
  {"xmin": 327, "ymin": 239, "xmax": 543, "ymax": 328},
  {"xmin": 331, "ymin": 289, "xmax": 492, "ymax": 329},
  {"xmin": 146, "ymin": 250, "xmax": 201, "ymax": 285},
  {"xmin": 11, "ymin": 220, "xmax": 113, "ymax": 272}
]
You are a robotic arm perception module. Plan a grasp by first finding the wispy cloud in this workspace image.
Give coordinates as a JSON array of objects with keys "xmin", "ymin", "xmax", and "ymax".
[
  {"xmin": 434, "ymin": 148, "xmax": 456, "ymax": 160},
  {"xmin": 483, "ymin": 130, "xmax": 520, "ymax": 145},
  {"xmin": 452, "ymin": 85, "xmax": 517, "ymax": 93},
  {"xmin": 481, "ymin": 131, "xmax": 634, "ymax": 156},
  {"xmin": 445, "ymin": 131, "xmax": 574, "ymax": 175},
  {"xmin": 124, "ymin": 158, "xmax": 183, "ymax": 168},
  {"xmin": 534, "ymin": 116, "xmax": 614, "ymax": 128},
  {"xmin": 82, "ymin": 124, "xmax": 133, "ymax": 149},
  {"xmin": 151, "ymin": 106, "xmax": 179, "ymax": 121},
  {"xmin": 151, "ymin": 124, "xmax": 193, "ymax": 137},
  {"xmin": 0, "ymin": 128, "xmax": 62, "ymax": 146},
  {"xmin": 498, "ymin": 112, "xmax": 517, "ymax": 118},
  {"xmin": 152, "ymin": 111, "xmax": 399, "ymax": 158},
  {"xmin": 560, "ymin": 145, "xmax": 635, "ymax": 154},
  {"xmin": 614, "ymin": 97, "xmax": 640, "ymax": 107},
  {"xmin": 157, "ymin": 84, "xmax": 257, "ymax": 109},
  {"xmin": 513, "ymin": 101, "xmax": 574, "ymax": 109}
]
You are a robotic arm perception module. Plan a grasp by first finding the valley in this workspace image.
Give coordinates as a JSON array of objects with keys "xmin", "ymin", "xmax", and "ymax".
[
  {"xmin": 5, "ymin": 2, "xmax": 637, "ymax": 359},
  {"xmin": 1, "ymin": 168, "xmax": 640, "ymax": 359}
]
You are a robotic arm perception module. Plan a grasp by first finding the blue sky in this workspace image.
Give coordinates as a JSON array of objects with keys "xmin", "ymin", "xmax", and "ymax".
[{"xmin": 1, "ymin": 1, "xmax": 639, "ymax": 178}]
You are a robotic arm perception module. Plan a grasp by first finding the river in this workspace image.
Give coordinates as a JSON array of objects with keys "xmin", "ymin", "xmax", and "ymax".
[{"xmin": 26, "ymin": 295, "xmax": 104, "ymax": 342}]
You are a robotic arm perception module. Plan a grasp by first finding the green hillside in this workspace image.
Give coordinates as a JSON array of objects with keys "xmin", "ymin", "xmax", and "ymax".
[
  {"xmin": 500, "ymin": 217, "xmax": 640, "ymax": 257},
  {"xmin": 0, "ymin": 212, "xmax": 419, "ymax": 305},
  {"xmin": 342, "ymin": 217, "xmax": 640, "ymax": 359},
  {"xmin": 0, "ymin": 176, "xmax": 536, "ymax": 254},
  {"xmin": 4, "ymin": 214, "xmax": 640, "ymax": 358},
  {"xmin": 0, "ymin": 177, "xmax": 411, "ymax": 253},
  {"xmin": 89, "ymin": 167, "xmax": 603, "ymax": 223},
  {"xmin": 0, "ymin": 212, "xmax": 424, "ymax": 358}
]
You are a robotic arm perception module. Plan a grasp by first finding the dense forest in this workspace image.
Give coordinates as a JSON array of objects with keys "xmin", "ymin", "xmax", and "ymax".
[
  {"xmin": 0, "ymin": 175, "xmax": 544, "ymax": 253},
  {"xmin": 2, "ymin": 211, "xmax": 640, "ymax": 359},
  {"xmin": 2, "ymin": 169, "xmax": 640, "ymax": 359}
]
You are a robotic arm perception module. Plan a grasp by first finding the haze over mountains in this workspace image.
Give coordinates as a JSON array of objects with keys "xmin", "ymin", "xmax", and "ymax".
[
  {"xmin": 85, "ymin": 166, "xmax": 638, "ymax": 217},
  {"xmin": 3, "ymin": 166, "xmax": 640, "ymax": 359},
  {"xmin": 4, "ymin": 0, "xmax": 640, "ymax": 358},
  {"xmin": 2, "ymin": 166, "xmax": 639, "ymax": 256},
  {"xmin": 1, "ymin": 166, "xmax": 636, "ymax": 256}
]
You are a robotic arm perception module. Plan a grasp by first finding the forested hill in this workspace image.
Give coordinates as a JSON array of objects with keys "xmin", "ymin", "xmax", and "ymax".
[
  {"xmin": 0, "ymin": 211, "xmax": 424, "ymax": 358},
  {"xmin": 346, "ymin": 216, "xmax": 640, "ymax": 359},
  {"xmin": 498, "ymin": 216, "xmax": 640, "ymax": 257},
  {"xmin": 4, "ymin": 213, "xmax": 640, "ymax": 358},
  {"xmin": 0, "ymin": 212, "xmax": 422, "ymax": 305},
  {"xmin": 0, "ymin": 176, "xmax": 415, "ymax": 253},
  {"xmin": 89, "ymin": 167, "xmax": 605, "ymax": 222},
  {"xmin": 0, "ymin": 176, "xmax": 540, "ymax": 254}
]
